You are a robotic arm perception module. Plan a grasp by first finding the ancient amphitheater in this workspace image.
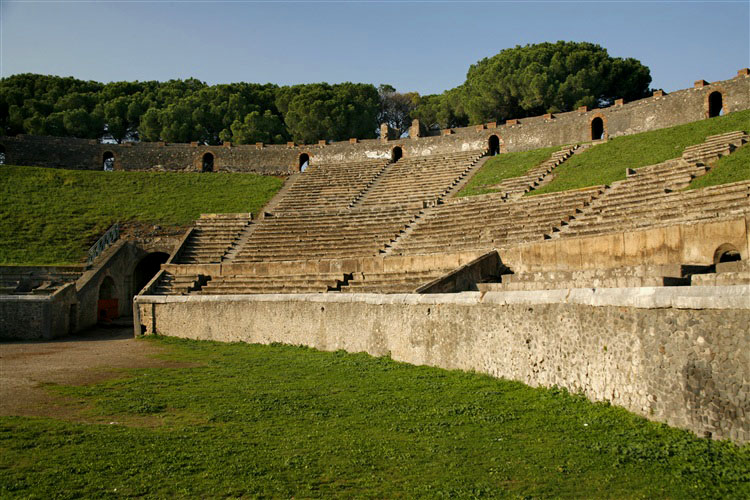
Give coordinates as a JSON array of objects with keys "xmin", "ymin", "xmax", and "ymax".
[{"xmin": 1, "ymin": 71, "xmax": 749, "ymax": 443}]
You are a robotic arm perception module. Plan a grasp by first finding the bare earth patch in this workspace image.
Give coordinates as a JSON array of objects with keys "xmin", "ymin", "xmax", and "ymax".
[{"xmin": 0, "ymin": 323, "xmax": 188, "ymax": 421}]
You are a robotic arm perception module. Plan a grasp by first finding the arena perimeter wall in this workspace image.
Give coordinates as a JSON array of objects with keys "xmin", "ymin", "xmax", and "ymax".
[
  {"xmin": 3, "ymin": 72, "xmax": 749, "ymax": 174},
  {"xmin": 135, "ymin": 286, "xmax": 750, "ymax": 444}
]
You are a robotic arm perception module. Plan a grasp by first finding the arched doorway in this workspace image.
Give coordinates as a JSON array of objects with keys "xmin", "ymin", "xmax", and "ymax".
[
  {"xmin": 391, "ymin": 146, "xmax": 403, "ymax": 163},
  {"xmin": 714, "ymin": 243, "xmax": 741, "ymax": 264},
  {"xmin": 133, "ymin": 252, "xmax": 170, "ymax": 297},
  {"xmin": 591, "ymin": 117, "xmax": 605, "ymax": 140},
  {"xmin": 0, "ymin": 144, "xmax": 6, "ymax": 165},
  {"xmin": 202, "ymin": 152, "xmax": 214, "ymax": 172},
  {"xmin": 98, "ymin": 276, "xmax": 118, "ymax": 323},
  {"xmin": 102, "ymin": 151, "xmax": 115, "ymax": 171},
  {"xmin": 299, "ymin": 153, "xmax": 310, "ymax": 172},
  {"xmin": 488, "ymin": 135, "xmax": 500, "ymax": 156},
  {"xmin": 708, "ymin": 91, "xmax": 723, "ymax": 118}
]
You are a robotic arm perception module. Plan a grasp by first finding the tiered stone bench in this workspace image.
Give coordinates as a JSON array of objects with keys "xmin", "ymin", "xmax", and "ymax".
[
  {"xmin": 356, "ymin": 150, "xmax": 485, "ymax": 207},
  {"xmin": 232, "ymin": 207, "xmax": 417, "ymax": 262},
  {"xmin": 558, "ymin": 132, "xmax": 749, "ymax": 239},
  {"xmin": 197, "ymin": 273, "xmax": 348, "ymax": 294},
  {"xmin": 174, "ymin": 214, "xmax": 252, "ymax": 264},
  {"xmin": 491, "ymin": 145, "xmax": 583, "ymax": 198},
  {"xmin": 691, "ymin": 260, "xmax": 750, "ymax": 286},
  {"xmin": 275, "ymin": 159, "xmax": 390, "ymax": 212},
  {"xmin": 150, "ymin": 272, "xmax": 206, "ymax": 295},
  {"xmin": 340, "ymin": 269, "xmax": 449, "ymax": 293},
  {"xmin": 0, "ymin": 267, "xmax": 83, "ymax": 294},
  {"xmin": 391, "ymin": 186, "xmax": 603, "ymax": 255}
]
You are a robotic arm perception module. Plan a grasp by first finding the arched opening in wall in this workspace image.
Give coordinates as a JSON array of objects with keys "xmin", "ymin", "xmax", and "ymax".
[
  {"xmin": 713, "ymin": 243, "xmax": 741, "ymax": 264},
  {"xmin": 591, "ymin": 117, "xmax": 605, "ymax": 140},
  {"xmin": 0, "ymin": 144, "xmax": 6, "ymax": 165},
  {"xmin": 390, "ymin": 146, "xmax": 403, "ymax": 163},
  {"xmin": 299, "ymin": 153, "xmax": 310, "ymax": 172},
  {"xmin": 202, "ymin": 152, "xmax": 214, "ymax": 173},
  {"xmin": 488, "ymin": 135, "xmax": 500, "ymax": 156},
  {"xmin": 133, "ymin": 252, "xmax": 170, "ymax": 297},
  {"xmin": 102, "ymin": 151, "xmax": 115, "ymax": 171},
  {"xmin": 98, "ymin": 276, "xmax": 118, "ymax": 323},
  {"xmin": 708, "ymin": 91, "xmax": 723, "ymax": 117}
]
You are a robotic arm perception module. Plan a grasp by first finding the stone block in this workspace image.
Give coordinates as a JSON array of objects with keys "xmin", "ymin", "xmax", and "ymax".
[
  {"xmin": 694, "ymin": 80, "xmax": 709, "ymax": 88},
  {"xmin": 615, "ymin": 98, "xmax": 625, "ymax": 106},
  {"xmin": 486, "ymin": 122, "xmax": 497, "ymax": 129},
  {"xmin": 506, "ymin": 119, "xmax": 518, "ymax": 126},
  {"xmin": 623, "ymin": 226, "xmax": 681, "ymax": 265},
  {"xmin": 653, "ymin": 90, "xmax": 664, "ymax": 97},
  {"xmin": 738, "ymin": 68, "xmax": 750, "ymax": 77},
  {"xmin": 578, "ymin": 106, "xmax": 588, "ymax": 113}
]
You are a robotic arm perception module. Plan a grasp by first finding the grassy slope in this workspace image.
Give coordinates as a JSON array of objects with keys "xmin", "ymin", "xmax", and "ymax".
[
  {"xmin": 456, "ymin": 146, "xmax": 558, "ymax": 197},
  {"xmin": 0, "ymin": 337, "xmax": 747, "ymax": 499},
  {"xmin": 0, "ymin": 166, "xmax": 283, "ymax": 266},
  {"xmin": 687, "ymin": 142, "xmax": 750, "ymax": 189},
  {"xmin": 530, "ymin": 109, "xmax": 750, "ymax": 196}
]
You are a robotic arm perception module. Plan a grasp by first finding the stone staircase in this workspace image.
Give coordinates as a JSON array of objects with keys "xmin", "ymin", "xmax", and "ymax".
[{"xmin": 150, "ymin": 272, "xmax": 209, "ymax": 295}]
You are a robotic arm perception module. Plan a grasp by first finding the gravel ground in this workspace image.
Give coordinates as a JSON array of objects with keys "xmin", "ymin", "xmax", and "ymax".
[{"xmin": 0, "ymin": 322, "xmax": 181, "ymax": 420}]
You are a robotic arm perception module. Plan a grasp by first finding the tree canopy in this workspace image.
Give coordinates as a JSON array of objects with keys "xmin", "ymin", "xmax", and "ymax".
[
  {"xmin": 0, "ymin": 42, "xmax": 652, "ymax": 143},
  {"xmin": 414, "ymin": 41, "xmax": 652, "ymax": 130}
]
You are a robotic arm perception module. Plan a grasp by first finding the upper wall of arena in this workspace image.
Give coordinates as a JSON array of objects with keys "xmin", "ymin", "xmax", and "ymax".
[{"xmin": 2, "ymin": 70, "xmax": 749, "ymax": 175}]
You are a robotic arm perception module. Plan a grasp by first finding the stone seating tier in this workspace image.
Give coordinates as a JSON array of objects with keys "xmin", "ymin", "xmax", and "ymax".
[
  {"xmin": 340, "ymin": 269, "xmax": 449, "ymax": 293},
  {"xmin": 196, "ymin": 273, "xmax": 347, "ymax": 294},
  {"xmin": 491, "ymin": 146, "xmax": 578, "ymax": 198},
  {"xmin": 175, "ymin": 214, "xmax": 252, "ymax": 264},
  {"xmin": 151, "ymin": 273, "xmax": 204, "ymax": 295}
]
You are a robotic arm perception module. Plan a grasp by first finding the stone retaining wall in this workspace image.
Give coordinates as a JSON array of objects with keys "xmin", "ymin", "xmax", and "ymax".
[{"xmin": 135, "ymin": 286, "xmax": 750, "ymax": 443}]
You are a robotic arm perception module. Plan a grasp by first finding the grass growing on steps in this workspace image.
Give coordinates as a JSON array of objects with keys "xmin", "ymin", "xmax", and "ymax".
[
  {"xmin": 529, "ymin": 109, "xmax": 750, "ymax": 196},
  {"xmin": 1, "ymin": 336, "xmax": 747, "ymax": 499},
  {"xmin": 687, "ymin": 143, "xmax": 750, "ymax": 189},
  {"xmin": 456, "ymin": 146, "xmax": 558, "ymax": 197},
  {"xmin": 0, "ymin": 166, "xmax": 283, "ymax": 265}
]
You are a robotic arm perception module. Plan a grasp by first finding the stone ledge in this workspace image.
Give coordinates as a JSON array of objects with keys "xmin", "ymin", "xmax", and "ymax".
[{"xmin": 136, "ymin": 285, "xmax": 750, "ymax": 310}]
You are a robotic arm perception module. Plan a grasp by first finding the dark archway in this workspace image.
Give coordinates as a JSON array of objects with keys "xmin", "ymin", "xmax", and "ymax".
[
  {"xmin": 391, "ymin": 146, "xmax": 403, "ymax": 163},
  {"xmin": 202, "ymin": 152, "xmax": 214, "ymax": 172},
  {"xmin": 713, "ymin": 243, "xmax": 741, "ymax": 264},
  {"xmin": 488, "ymin": 135, "xmax": 500, "ymax": 156},
  {"xmin": 99, "ymin": 276, "xmax": 116, "ymax": 300},
  {"xmin": 299, "ymin": 153, "xmax": 310, "ymax": 172},
  {"xmin": 0, "ymin": 144, "xmax": 5, "ymax": 165},
  {"xmin": 102, "ymin": 151, "xmax": 115, "ymax": 171},
  {"xmin": 708, "ymin": 91, "xmax": 723, "ymax": 118},
  {"xmin": 98, "ymin": 276, "xmax": 118, "ymax": 322},
  {"xmin": 133, "ymin": 252, "xmax": 169, "ymax": 297},
  {"xmin": 591, "ymin": 117, "xmax": 604, "ymax": 140}
]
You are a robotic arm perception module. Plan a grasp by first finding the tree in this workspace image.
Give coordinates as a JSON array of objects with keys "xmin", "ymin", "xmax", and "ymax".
[
  {"xmin": 417, "ymin": 41, "xmax": 651, "ymax": 125},
  {"xmin": 377, "ymin": 84, "xmax": 420, "ymax": 137}
]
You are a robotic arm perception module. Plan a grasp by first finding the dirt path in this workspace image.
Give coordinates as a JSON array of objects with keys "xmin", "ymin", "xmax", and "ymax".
[{"xmin": 0, "ymin": 323, "xmax": 182, "ymax": 419}]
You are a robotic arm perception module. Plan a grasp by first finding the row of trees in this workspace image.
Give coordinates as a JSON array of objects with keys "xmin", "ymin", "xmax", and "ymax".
[{"xmin": 0, "ymin": 42, "xmax": 651, "ymax": 144}]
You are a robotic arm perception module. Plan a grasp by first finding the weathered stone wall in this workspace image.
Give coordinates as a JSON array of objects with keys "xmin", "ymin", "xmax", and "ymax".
[
  {"xmin": 136, "ymin": 286, "xmax": 750, "ymax": 443},
  {"xmin": 2, "ymin": 71, "xmax": 748, "ymax": 173},
  {"xmin": 0, "ymin": 283, "xmax": 77, "ymax": 339}
]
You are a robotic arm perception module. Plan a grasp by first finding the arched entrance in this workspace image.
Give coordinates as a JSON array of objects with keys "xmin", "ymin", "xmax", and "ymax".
[
  {"xmin": 708, "ymin": 91, "xmax": 723, "ymax": 118},
  {"xmin": 488, "ymin": 135, "xmax": 500, "ymax": 156},
  {"xmin": 102, "ymin": 151, "xmax": 115, "ymax": 171},
  {"xmin": 133, "ymin": 252, "xmax": 170, "ymax": 297},
  {"xmin": 714, "ymin": 243, "xmax": 741, "ymax": 264},
  {"xmin": 202, "ymin": 152, "xmax": 214, "ymax": 172},
  {"xmin": 98, "ymin": 276, "xmax": 118, "ymax": 323},
  {"xmin": 391, "ymin": 146, "xmax": 403, "ymax": 163},
  {"xmin": 591, "ymin": 117, "xmax": 605, "ymax": 140},
  {"xmin": 299, "ymin": 153, "xmax": 310, "ymax": 172}
]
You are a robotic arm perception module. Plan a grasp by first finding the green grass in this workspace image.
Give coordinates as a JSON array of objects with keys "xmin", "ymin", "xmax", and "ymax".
[
  {"xmin": 1, "ymin": 337, "xmax": 747, "ymax": 499},
  {"xmin": 687, "ymin": 143, "xmax": 750, "ymax": 190},
  {"xmin": 529, "ymin": 109, "xmax": 750, "ymax": 196},
  {"xmin": 456, "ymin": 146, "xmax": 558, "ymax": 197},
  {"xmin": 0, "ymin": 166, "xmax": 283, "ymax": 265}
]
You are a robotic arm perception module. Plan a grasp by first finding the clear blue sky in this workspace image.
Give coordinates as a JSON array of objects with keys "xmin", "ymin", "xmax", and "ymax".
[{"xmin": 1, "ymin": 0, "xmax": 748, "ymax": 95}]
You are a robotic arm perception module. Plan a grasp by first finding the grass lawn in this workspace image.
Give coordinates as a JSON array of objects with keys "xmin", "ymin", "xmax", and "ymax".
[
  {"xmin": 687, "ymin": 142, "xmax": 750, "ymax": 189},
  {"xmin": 1, "ymin": 336, "xmax": 747, "ymax": 498},
  {"xmin": 456, "ymin": 146, "xmax": 558, "ymax": 197},
  {"xmin": 530, "ymin": 109, "xmax": 750, "ymax": 196},
  {"xmin": 0, "ymin": 166, "xmax": 283, "ymax": 265}
]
